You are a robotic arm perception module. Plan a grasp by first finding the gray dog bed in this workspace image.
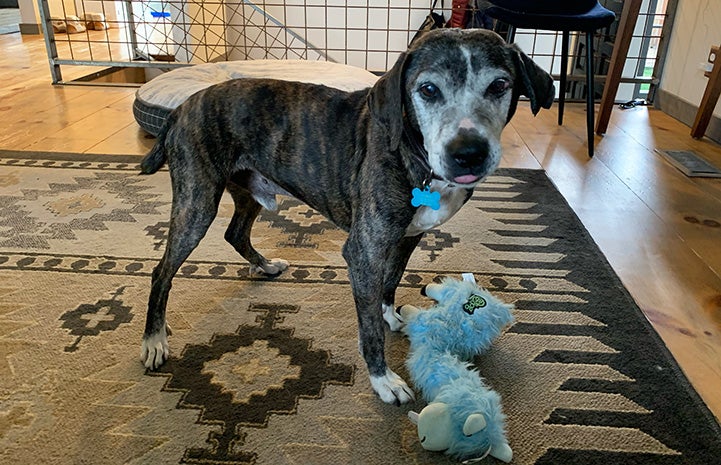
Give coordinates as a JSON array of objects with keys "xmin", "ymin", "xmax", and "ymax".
[{"xmin": 133, "ymin": 60, "xmax": 379, "ymax": 136}]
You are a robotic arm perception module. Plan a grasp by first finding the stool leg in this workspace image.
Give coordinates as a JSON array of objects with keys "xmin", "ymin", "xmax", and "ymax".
[
  {"xmin": 559, "ymin": 30, "xmax": 569, "ymax": 126},
  {"xmin": 691, "ymin": 46, "xmax": 721, "ymax": 138},
  {"xmin": 585, "ymin": 31, "xmax": 595, "ymax": 158}
]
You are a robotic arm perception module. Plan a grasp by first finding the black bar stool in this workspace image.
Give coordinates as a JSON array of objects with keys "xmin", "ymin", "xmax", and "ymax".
[{"xmin": 485, "ymin": 1, "xmax": 615, "ymax": 157}]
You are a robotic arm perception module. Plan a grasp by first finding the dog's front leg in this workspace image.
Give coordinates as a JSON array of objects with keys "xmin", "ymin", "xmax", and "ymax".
[
  {"xmin": 343, "ymin": 229, "xmax": 415, "ymax": 405},
  {"xmin": 381, "ymin": 234, "xmax": 423, "ymax": 331}
]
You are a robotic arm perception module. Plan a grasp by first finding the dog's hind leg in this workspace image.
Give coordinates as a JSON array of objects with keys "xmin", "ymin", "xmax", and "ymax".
[
  {"xmin": 381, "ymin": 234, "xmax": 423, "ymax": 331},
  {"xmin": 141, "ymin": 180, "xmax": 223, "ymax": 369},
  {"xmin": 225, "ymin": 181, "xmax": 288, "ymax": 277}
]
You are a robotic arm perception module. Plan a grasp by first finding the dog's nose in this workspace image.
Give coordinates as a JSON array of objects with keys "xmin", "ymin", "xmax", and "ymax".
[{"xmin": 446, "ymin": 130, "xmax": 489, "ymax": 169}]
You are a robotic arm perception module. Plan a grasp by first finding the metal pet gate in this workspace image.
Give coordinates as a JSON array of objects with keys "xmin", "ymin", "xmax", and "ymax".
[{"xmin": 38, "ymin": 0, "xmax": 673, "ymax": 103}]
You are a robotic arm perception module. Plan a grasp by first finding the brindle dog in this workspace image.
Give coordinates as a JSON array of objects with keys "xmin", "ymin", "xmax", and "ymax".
[{"xmin": 139, "ymin": 28, "xmax": 554, "ymax": 404}]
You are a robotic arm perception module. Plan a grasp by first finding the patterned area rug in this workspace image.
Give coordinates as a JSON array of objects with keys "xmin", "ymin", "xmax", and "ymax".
[{"xmin": 1, "ymin": 150, "xmax": 720, "ymax": 465}]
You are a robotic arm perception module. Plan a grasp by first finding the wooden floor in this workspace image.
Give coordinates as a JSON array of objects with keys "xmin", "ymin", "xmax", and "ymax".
[{"xmin": 2, "ymin": 31, "xmax": 721, "ymax": 424}]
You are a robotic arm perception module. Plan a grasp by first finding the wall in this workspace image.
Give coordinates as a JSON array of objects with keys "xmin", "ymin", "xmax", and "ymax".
[
  {"xmin": 17, "ymin": 0, "xmax": 40, "ymax": 33},
  {"xmin": 17, "ymin": 0, "xmax": 89, "ymax": 35},
  {"xmin": 660, "ymin": 0, "xmax": 721, "ymax": 118},
  {"xmin": 75, "ymin": 0, "xmax": 119, "ymax": 23}
]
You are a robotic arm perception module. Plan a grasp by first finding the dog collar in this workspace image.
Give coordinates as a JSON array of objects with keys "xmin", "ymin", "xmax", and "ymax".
[
  {"xmin": 402, "ymin": 111, "xmax": 442, "ymax": 187},
  {"xmin": 403, "ymin": 111, "xmax": 444, "ymax": 211}
]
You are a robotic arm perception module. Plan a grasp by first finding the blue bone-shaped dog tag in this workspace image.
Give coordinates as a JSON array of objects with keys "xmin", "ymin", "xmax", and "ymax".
[{"xmin": 411, "ymin": 186, "xmax": 441, "ymax": 210}]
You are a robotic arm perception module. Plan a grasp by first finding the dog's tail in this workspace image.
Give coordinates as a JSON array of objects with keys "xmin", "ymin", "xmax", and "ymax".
[
  {"xmin": 140, "ymin": 117, "xmax": 172, "ymax": 174},
  {"xmin": 140, "ymin": 142, "xmax": 166, "ymax": 174}
]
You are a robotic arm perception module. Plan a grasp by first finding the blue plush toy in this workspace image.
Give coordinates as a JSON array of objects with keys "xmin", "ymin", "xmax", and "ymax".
[{"xmin": 400, "ymin": 273, "xmax": 515, "ymax": 463}]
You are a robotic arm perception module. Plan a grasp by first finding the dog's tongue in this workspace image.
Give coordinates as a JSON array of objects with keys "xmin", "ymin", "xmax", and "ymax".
[{"xmin": 453, "ymin": 174, "xmax": 480, "ymax": 184}]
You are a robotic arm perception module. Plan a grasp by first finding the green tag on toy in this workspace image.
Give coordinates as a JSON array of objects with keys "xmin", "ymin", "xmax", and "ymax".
[{"xmin": 463, "ymin": 294, "xmax": 486, "ymax": 315}]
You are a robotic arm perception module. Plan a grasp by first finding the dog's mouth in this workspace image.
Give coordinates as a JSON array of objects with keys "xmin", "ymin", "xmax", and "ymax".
[
  {"xmin": 442, "ymin": 130, "xmax": 493, "ymax": 185},
  {"xmin": 445, "ymin": 166, "xmax": 486, "ymax": 185},
  {"xmin": 452, "ymin": 174, "xmax": 481, "ymax": 185}
]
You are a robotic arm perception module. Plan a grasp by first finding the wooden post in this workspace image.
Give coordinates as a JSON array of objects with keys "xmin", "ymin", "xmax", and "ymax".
[
  {"xmin": 596, "ymin": 0, "xmax": 643, "ymax": 135},
  {"xmin": 691, "ymin": 46, "xmax": 721, "ymax": 139}
]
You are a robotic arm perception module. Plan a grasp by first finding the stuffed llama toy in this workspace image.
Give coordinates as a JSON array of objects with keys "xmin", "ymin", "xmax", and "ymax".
[{"xmin": 399, "ymin": 274, "xmax": 515, "ymax": 463}]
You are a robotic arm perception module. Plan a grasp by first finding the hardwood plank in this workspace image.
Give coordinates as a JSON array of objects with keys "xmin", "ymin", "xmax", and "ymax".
[
  {"xmin": 544, "ymin": 104, "xmax": 721, "ymax": 281},
  {"xmin": 500, "ymin": 123, "xmax": 542, "ymax": 169},
  {"xmin": 608, "ymin": 106, "xmax": 721, "ymax": 202},
  {"xmin": 89, "ymin": 122, "xmax": 156, "ymax": 155},
  {"xmin": 0, "ymin": 84, "xmax": 136, "ymax": 150},
  {"xmin": 24, "ymin": 135, "xmax": 102, "ymax": 153}
]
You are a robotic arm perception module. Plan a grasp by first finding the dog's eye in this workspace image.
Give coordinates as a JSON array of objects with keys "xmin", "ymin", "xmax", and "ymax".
[
  {"xmin": 419, "ymin": 83, "xmax": 440, "ymax": 100},
  {"xmin": 487, "ymin": 78, "xmax": 510, "ymax": 96}
]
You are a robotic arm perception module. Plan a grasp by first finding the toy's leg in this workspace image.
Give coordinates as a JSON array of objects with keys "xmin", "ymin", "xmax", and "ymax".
[
  {"xmin": 381, "ymin": 235, "xmax": 422, "ymax": 331},
  {"xmin": 397, "ymin": 304, "xmax": 422, "ymax": 324}
]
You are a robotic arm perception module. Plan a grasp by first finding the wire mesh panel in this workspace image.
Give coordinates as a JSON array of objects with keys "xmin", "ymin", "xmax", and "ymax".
[
  {"xmin": 40, "ymin": 0, "xmax": 671, "ymax": 101},
  {"xmin": 40, "ymin": 0, "xmax": 445, "ymax": 81}
]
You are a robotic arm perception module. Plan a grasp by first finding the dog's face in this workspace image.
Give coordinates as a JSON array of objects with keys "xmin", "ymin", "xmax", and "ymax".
[{"xmin": 369, "ymin": 29, "xmax": 554, "ymax": 185}]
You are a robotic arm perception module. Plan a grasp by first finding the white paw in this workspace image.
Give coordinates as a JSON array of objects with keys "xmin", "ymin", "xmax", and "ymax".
[
  {"xmin": 140, "ymin": 328, "xmax": 169, "ymax": 369},
  {"xmin": 382, "ymin": 303, "xmax": 404, "ymax": 332},
  {"xmin": 370, "ymin": 369, "xmax": 415, "ymax": 405},
  {"xmin": 250, "ymin": 258, "xmax": 289, "ymax": 276}
]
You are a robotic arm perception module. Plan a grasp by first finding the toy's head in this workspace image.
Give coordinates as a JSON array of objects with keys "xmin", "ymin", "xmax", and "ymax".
[
  {"xmin": 408, "ymin": 389, "xmax": 513, "ymax": 463},
  {"xmin": 401, "ymin": 274, "xmax": 514, "ymax": 360}
]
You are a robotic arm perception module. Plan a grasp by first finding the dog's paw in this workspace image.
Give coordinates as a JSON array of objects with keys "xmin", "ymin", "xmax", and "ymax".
[
  {"xmin": 140, "ymin": 329, "xmax": 169, "ymax": 370},
  {"xmin": 370, "ymin": 369, "xmax": 415, "ymax": 405},
  {"xmin": 382, "ymin": 304, "xmax": 404, "ymax": 332},
  {"xmin": 250, "ymin": 258, "xmax": 289, "ymax": 277}
]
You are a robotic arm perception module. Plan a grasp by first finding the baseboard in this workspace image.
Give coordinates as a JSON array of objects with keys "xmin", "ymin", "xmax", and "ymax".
[
  {"xmin": 19, "ymin": 23, "xmax": 40, "ymax": 35},
  {"xmin": 654, "ymin": 89, "xmax": 721, "ymax": 144}
]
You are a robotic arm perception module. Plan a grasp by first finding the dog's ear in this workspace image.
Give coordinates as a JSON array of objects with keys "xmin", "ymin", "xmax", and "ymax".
[
  {"xmin": 507, "ymin": 44, "xmax": 555, "ymax": 120},
  {"xmin": 367, "ymin": 52, "xmax": 408, "ymax": 151}
]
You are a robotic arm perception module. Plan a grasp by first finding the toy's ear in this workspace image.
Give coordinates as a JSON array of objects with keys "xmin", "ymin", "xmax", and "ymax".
[
  {"xmin": 407, "ymin": 410, "xmax": 420, "ymax": 425},
  {"xmin": 462, "ymin": 413, "xmax": 487, "ymax": 436},
  {"xmin": 489, "ymin": 442, "xmax": 513, "ymax": 463}
]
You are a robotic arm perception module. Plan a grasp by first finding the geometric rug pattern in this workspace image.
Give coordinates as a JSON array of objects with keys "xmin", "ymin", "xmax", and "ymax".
[{"xmin": 0, "ymin": 150, "xmax": 719, "ymax": 465}]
